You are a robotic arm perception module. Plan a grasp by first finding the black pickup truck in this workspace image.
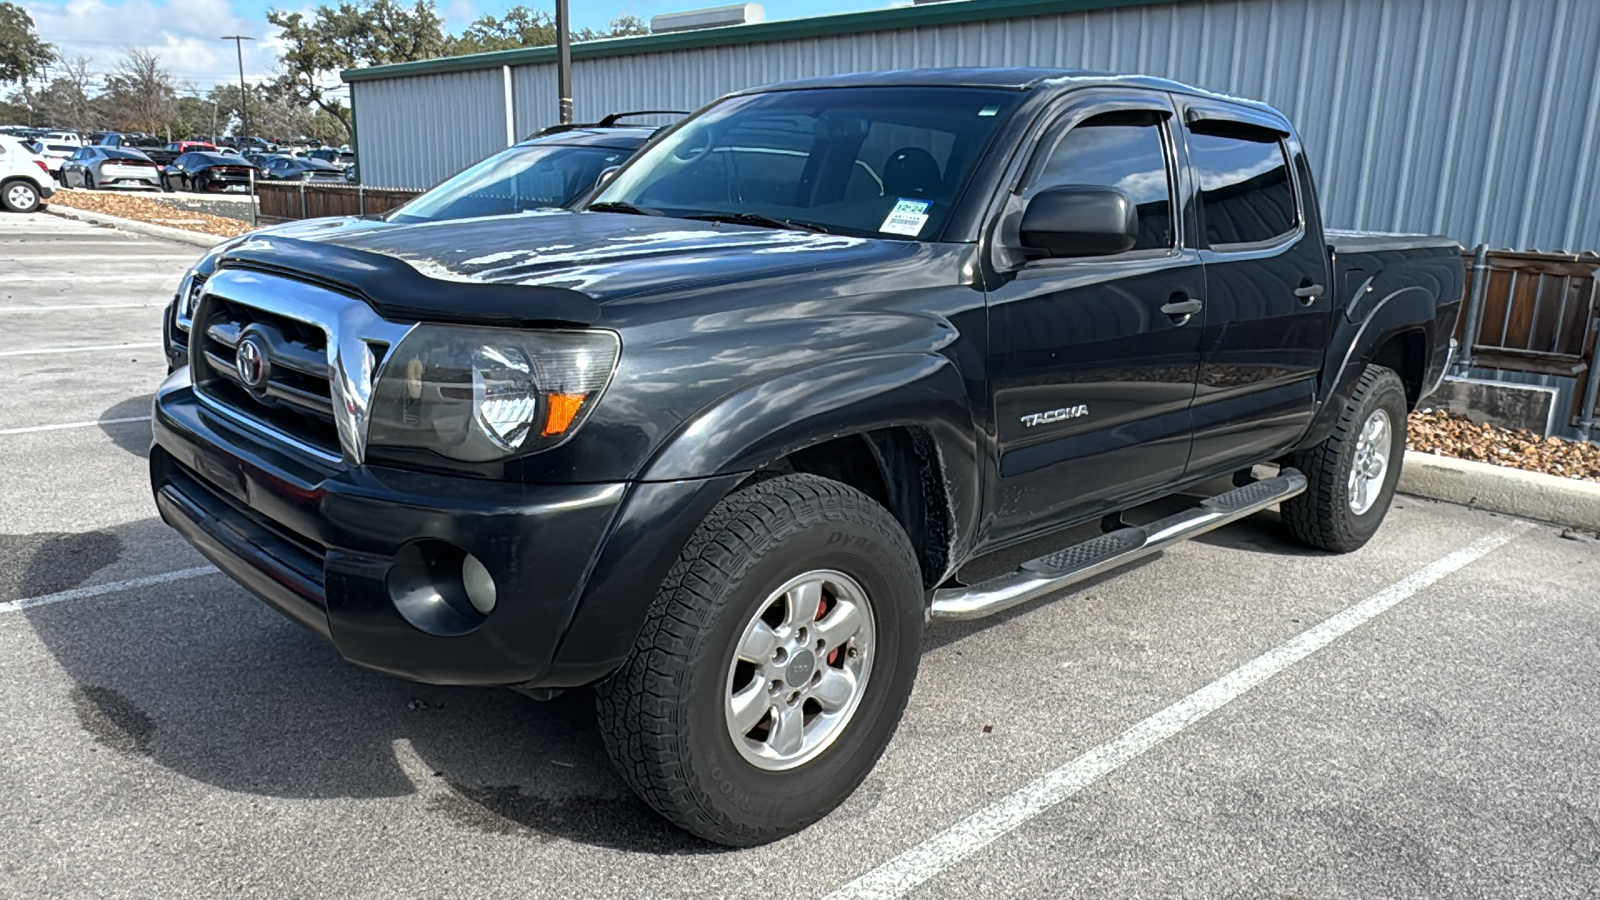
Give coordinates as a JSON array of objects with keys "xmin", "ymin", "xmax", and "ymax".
[{"xmin": 150, "ymin": 69, "xmax": 1463, "ymax": 846}]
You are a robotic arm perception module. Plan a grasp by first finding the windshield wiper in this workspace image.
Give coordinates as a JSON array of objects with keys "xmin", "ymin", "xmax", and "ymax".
[
  {"xmin": 684, "ymin": 212, "xmax": 830, "ymax": 234},
  {"xmin": 586, "ymin": 201, "xmax": 662, "ymax": 216}
]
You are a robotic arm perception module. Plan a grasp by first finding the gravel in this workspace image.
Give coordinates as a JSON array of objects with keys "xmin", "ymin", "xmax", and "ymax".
[{"xmin": 1408, "ymin": 408, "xmax": 1600, "ymax": 482}]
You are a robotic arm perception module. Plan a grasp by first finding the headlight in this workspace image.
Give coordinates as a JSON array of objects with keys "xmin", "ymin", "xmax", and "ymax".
[
  {"xmin": 366, "ymin": 325, "xmax": 620, "ymax": 463},
  {"xmin": 173, "ymin": 269, "xmax": 207, "ymax": 332}
]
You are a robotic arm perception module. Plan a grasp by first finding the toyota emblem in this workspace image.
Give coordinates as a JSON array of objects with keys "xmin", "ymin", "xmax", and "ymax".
[{"xmin": 235, "ymin": 336, "xmax": 269, "ymax": 389}]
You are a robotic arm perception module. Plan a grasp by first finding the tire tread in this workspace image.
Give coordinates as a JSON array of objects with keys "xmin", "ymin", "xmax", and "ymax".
[
  {"xmin": 594, "ymin": 473, "xmax": 920, "ymax": 845},
  {"xmin": 1282, "ymin": 364, "xmax": 1406, "ymax": 552}
]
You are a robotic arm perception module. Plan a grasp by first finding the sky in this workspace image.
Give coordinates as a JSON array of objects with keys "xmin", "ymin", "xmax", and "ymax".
[{"xmin": 20, "ymin": 0, "xmax": 889, "ymax": 95}]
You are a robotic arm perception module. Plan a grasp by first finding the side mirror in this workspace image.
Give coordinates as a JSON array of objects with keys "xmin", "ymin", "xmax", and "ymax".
[
  {"xmin": 595, "ymin": 165, "xmax": 622, "ymax": 189},
  {"xmin": 1019, "ymin": 185, "xmax": 1139, "ymax": 258}
]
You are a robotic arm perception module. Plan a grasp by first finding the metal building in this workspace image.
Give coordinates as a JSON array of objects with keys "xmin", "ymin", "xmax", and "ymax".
[{"xmin": 343, "ymin": 0, "xmax": 1600, "ymax": 254}]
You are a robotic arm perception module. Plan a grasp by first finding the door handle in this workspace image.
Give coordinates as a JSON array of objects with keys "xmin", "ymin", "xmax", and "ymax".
[
  {"xmin": 1160, "ymin": 297, "xmax": 1203, "ymax": 321},
  {"xmin": 1294, "ymin": 283, "xmax": 1325, "ymax": 303}
]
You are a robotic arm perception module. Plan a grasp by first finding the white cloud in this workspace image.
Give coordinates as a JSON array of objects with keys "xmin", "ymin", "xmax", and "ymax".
[
  {"xmin": 441, "ymin": 0, "xmax": 476, "ymax": 30},
  {"xmin": 25, "ymin": 0, "xmax": 286, "ymax": 92}
]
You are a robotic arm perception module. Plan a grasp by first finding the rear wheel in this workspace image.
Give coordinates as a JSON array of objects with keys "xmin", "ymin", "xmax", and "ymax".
[
  {"xmin": 2, "ymin": 180, "xmax": 40, "ymax": 213},
  {"xmin": 1281, "ymin": 364, "xmax": 1408, "ymax": 552},
  {"xmin": 595, "ymin": 474, "xmax": 924, "ymax": 846},
  {"xmin": 83, "ymin": 172, "xmax": 96, "ymax": 190}
]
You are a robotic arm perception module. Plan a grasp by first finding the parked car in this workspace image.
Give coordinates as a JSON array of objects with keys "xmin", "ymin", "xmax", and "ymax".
[
  {"xmin": 307, "ymin": 147, "xmax": 357, "ymax": 169},
  {"xmin": 27, "ymin": 140, "xmax": 78, "ymax": 180},
  {"xmin": 166, "ymin": 140, "xmax": 219, "ymax": 154},
  {"xmin": 380, "ymin": 117, "xmax": 656, "ymax": 223},
  {"xmin": 164, "ymin": 115, "xmax": 660, "ymax": 364},
  {"xmin": 162, "ymin": 151, "xmax": 258, "ymax": 193},
  {"xmin": 258, "ymin": 156, "xmax": 348, "ymax": 183},
  {"xmin": 220, "ymin": 135, "xmax": 275, "ymax": 153},
  {"xmin": 96, "ymin": 132, "xmax": 179, "ymax": 171},
  {"xmin": 0, "ymin": 135, "xmax": 54, "ymax": 212},
  {"xmin": 45, "ymin": 131, "xmax": 84, "ymax": 147},
  {"xmin": 242, "ymin": 151, "xmax": 282, "ymax": 169},
  {"xmin": 60, "ymin": 146, "xmax": 162, "ymax": 190},
  {"xmin": 151, "ymin": 70, "xmax": 1464, "ymax": 844}
]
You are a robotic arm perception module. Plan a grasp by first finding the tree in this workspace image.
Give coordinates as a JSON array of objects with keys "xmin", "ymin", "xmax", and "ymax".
[
  {"xmin": 101, "ymin": 48, "xmax": 177, "ymax": 136},
  {"xmin": 267, "ymin": 0, "xmax": 448, "ymax": 134},
  {"xmin": 0, "ymin": 2, "xmax": 55, "ymax": 87},
  {"xmin": 33, "ymin": 55, "xmax": 97, "ymax": 131},
  {"xmin": 451, "ymin": 9, "xmax": 648, "ymax": 55}
]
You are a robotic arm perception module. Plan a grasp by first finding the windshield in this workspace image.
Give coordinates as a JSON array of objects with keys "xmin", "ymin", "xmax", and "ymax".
[
  {"xmin": 590, "ymin": 86, "xmax": 1022, "ymax": 240},
  {"xmin": 389, "ymin": 143, "xmax": 633, "ymax": 224}
]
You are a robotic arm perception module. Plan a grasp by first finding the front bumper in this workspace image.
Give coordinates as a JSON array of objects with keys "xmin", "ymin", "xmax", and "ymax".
[{"xmin": 151, "ymin": 374, "xmax": 630, "ymax": 686}]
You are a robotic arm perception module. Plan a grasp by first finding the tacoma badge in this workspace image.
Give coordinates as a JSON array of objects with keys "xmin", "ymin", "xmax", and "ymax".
[{"xmin": 1020, "ymin": 404, "xmax": 1089, "ymax": 428}]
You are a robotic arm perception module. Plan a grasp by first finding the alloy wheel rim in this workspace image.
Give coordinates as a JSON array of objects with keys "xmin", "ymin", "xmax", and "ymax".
[
  {"xmin": 7, "ymin": 185, "xmax": 33, "ymax": 208},
  {"xmin": 724, "ymin": 569, "xmax": 876, "ymax": 771},
  {"xmin": 1348, "ymin": 408, "xmax": 1393, "ymax": 515}
]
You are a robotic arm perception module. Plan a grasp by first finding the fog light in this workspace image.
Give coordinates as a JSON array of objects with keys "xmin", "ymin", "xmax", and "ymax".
[{"xmin": 462, "ymin": 553, "xmax": 497, "ymax": 615}]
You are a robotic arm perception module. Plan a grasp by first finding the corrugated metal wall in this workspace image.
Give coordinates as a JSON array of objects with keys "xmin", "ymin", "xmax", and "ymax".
[
  {"xmin": 352, "ymin": 0, "xmax": 1600, "ymax": 253},
  {"xmin": 353, "ymin": 68, "xmax": 511, "ymax": 191}
]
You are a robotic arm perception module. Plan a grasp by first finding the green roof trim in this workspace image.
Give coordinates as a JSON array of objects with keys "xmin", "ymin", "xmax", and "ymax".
[{"xmin": 341, "ymin": 0, "xmax": 1177, "ymax": 83}]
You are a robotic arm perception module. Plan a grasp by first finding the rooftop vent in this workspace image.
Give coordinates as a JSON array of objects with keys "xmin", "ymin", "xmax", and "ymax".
[{"xmin": 650, "ymin": 3, "xmax": 766, "ymax": 34}]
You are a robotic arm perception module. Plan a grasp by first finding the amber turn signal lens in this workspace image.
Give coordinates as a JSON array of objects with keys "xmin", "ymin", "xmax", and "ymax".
[{"xmin": 542, "ymin": 392, "xmax": 587, "ymax": 437}]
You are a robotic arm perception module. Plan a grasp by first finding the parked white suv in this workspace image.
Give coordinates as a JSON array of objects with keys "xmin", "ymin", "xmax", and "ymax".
[{"xmin": 0, "ymin": 136, "xmax": 53, "ymax": 213}]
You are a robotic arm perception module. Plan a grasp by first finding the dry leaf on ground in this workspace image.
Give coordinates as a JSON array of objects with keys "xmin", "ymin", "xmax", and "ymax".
[
  {"xmin": 1408, "ymin": 408, "xmax": 1600, "ymax": 482},
  {"xmin": 48, "ymin": 189, "xmax": 256, "ymax": 238}
]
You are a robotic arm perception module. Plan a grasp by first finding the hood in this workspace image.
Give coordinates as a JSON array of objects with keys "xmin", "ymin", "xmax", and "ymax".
[
  {"xmin": 293, "ymin": 210, "xmax": 917, "ymax": 304},
  {"xmin": 213, "ymin": 210, "xmax": 949, "ymax": 327}
]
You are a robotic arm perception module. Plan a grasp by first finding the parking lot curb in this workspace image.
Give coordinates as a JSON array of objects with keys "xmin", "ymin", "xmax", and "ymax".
[
  {"xmin": 1399, "ymin": 450, "xmax": 1600, "ymax": 531},
  {"xmin": 44, "ymin": 205, "xmax": 227, "ymax": 249}
]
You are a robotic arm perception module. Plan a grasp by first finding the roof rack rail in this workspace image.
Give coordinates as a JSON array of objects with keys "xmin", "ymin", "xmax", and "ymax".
[
  {"xmin": 597, "ymin": 110, "xmax": 690, "ymax": 126},
  {"xmin": 525, "ymin": 110, "xmax": 690, "ymax": 140}
]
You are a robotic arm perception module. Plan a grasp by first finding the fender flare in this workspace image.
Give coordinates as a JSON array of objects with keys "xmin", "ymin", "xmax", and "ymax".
[
  {"xmin": 1302, "ymin": 284, "xmax": 1437, "ymax": 448},
  {"xmin": 545, "ymin": 352, "xmax": 982, "ymax": 686},
  {"xmin": 640, "ymin": 351, "xmax": 981, "ymax": 494}
]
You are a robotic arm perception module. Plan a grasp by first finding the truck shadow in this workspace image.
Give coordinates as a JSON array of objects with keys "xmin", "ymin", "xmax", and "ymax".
[
  {"xmin": 99, "ymin": 394, "xmax": 155, "ymax": 459},
  {"xmin": 12, "ymin": 517, "xmax": 720, "ymax": 855}
]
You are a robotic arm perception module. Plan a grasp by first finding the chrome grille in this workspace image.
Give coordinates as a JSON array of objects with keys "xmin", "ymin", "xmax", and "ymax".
[
  {"xmin": 190, "ymin": 268, "xmax": 414, "ymax": 465},
  {"xmin": 194, "ymin": 294, "xmax": 341, "ymax": 456}
]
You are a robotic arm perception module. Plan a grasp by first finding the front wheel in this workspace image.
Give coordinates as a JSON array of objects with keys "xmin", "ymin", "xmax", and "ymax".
[
  {"xmin": 1281, "ymin": 364, "xmax": 1408, "ymax": 552},
  {"xmin": 595, "ymin": 474, "xmax": 925, "ymax": 846}
]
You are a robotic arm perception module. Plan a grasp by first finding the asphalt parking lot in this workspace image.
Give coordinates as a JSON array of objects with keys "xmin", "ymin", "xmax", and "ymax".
[{"xmin": 2, "ymin": 211, "xmax": 1599, "ymax": 899}]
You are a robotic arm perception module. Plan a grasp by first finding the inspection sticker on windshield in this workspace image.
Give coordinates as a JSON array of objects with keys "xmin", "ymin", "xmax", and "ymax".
[{"xmin": 880, "ymin": 198, "xmax": 932, "ymax": 236}]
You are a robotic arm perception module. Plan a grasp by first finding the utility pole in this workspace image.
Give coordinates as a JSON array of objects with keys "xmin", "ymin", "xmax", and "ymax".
[
  {"xmin": 555, "ymin": 0, "xmax": 572, "ymax": 124},
  {"xmin": 220, "ymin": 35, "xmax": 255, "ymax": 141}
]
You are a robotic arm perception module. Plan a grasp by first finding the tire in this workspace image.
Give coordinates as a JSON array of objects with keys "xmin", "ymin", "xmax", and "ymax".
[
  {"xmin": 596, "ymin": 473, "xmax": 925, "ymax": 846},
  {"xmin": 84, "ymin": 172, "xmax": 96, "ymax": 191},
  {"xmin": 2, "ymin": 180, "xmax": 40, "ymax": 213},
  {"xmin": 1281, "ymin": 364, "xmax": 1408, "ymax": 552}
]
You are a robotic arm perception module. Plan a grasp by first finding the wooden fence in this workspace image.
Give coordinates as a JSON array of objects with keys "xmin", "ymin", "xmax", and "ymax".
[
  {"xmin": 1456, "ymin": 248, "xmax": 1600, "ymax": 433},
  {"xmin": 255, "ymin": 182, "xmax": 421, "ymax": 224}
]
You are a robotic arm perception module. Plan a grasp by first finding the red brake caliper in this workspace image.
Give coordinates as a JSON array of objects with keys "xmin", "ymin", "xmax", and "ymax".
[{"xmin": 817, "ymin": 595, "xmax": 840, "ymax": 666}]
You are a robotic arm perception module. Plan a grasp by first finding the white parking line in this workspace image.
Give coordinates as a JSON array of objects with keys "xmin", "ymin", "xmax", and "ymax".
[
  {"xmin": 821, "ymin": 523, "xmax": 1531, "ymax": 900},
  {"xmin": 0, "ymin": 566, "xmax": 217, "ymax": 615},
  {"xmin": 0, "ymin": 342, "xmax": 163, "ymax": 358},
  {"xmin": 0, "ymin": 415, "xmax": 151, "ymax": 436},
  {"xmin": 0, "ymin": 303, "xmax": 161, "ymax": 312},
  {"xmin": 5, "ymin": 273, "xmax": 176, "ymax": 282}
]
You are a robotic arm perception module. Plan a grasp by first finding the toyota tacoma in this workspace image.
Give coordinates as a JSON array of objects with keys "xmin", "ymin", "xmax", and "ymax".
[{"xmin": 150, "ymin": 69, "xmax": 1464, "ymax": 846}]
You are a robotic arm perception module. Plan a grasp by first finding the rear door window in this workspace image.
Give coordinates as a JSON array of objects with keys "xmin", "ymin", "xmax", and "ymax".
[{"xmin": 1185, "ymin": 123, "xmax": 1298, "ymax": 249}]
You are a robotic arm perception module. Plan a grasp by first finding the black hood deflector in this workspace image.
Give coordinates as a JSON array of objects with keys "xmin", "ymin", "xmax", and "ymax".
[{"xmin": 218, "ymin": 234, "xmax": 602, "ymax": 327}]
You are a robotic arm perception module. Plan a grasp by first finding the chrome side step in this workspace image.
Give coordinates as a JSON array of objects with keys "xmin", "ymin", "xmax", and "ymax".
[{"xmin": 929, "ymin": 469, "xmax": 1308, "ymax": 621}]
